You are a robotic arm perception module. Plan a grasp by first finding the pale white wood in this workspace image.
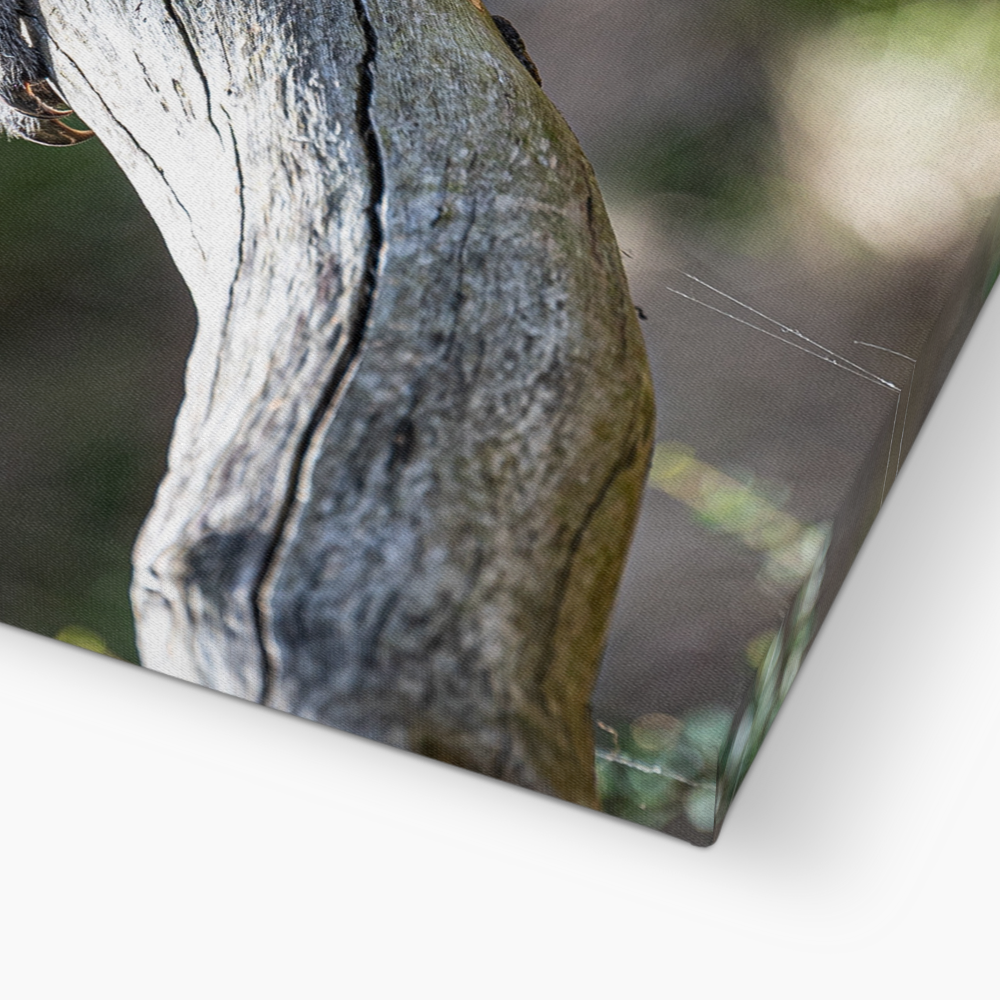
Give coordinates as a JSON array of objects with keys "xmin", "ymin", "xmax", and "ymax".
[{"xmin": 38, "ymin": 0, "xmax": 653, "ymax": 805}]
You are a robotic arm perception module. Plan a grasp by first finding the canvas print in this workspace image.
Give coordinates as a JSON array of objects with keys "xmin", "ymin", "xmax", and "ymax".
[{"xmin": 2, "ymin": 0, "xmax": 999, "ymax": 845}]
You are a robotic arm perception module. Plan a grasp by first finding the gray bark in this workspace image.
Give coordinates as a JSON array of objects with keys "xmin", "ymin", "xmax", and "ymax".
[{"xmin": 38, "ymin": 0, "xmax": 654, "ymax": 807}]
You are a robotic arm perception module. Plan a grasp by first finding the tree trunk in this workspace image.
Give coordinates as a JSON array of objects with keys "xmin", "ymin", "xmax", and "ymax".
[{"xmin": 38, "ymin": 0, "xmax": 654, "ymax": 807}]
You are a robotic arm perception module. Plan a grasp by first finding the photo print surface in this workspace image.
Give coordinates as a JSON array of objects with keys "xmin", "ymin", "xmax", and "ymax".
[{"xmin": 2, "ymin": 0, "xmax": 999, "ymax": 844}]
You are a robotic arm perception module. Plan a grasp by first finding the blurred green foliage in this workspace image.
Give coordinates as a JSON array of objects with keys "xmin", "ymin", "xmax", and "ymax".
[
  {"xmin": 0, "ymin": 137, "xmax": 193, "ymax": 662},
  {"xmin": 55, "ymin": 625, "xmax": 118, "ymax": 657},
  {"xmin": 714, "ymin": 523, "xmax": 830, "ymax": 829},
  {"xmin": 598, "ymin": 441, "xmax": 833, "ymax": 840},
  {"xmin": 752, "ymin": 0, "xmax": 923, "ymax": 26},
  {"xmin": 596, "ymin": 525, "xmax": 829, "ymax": 840},
  {"xmin": 619, "ymin": 115, "xmax": 771, "ymax": 223},
  {"xmin": 611, "ymin": 0, "xmax": 998, "ymax": 225},
  {"xmin": 596, "ymin": 707, "xmax": 733, "ymax": 833},
  {"xmin": 649, "ymin": 443, "xmax": 828, "ymax": 593}
]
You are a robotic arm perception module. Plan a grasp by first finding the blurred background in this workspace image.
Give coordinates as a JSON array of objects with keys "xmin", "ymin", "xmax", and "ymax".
[
  {"xmin": 2, "ymin": 0, "xmax": 999, "ymax": 839},
  {"xmin": 0, "ymin": 139, "xmax": 194, "ymax": 663}
]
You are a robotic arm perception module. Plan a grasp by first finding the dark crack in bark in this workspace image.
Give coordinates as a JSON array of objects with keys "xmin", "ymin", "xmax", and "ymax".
[{"xmin": 253, "ymin": 0, "xmax": 386, "ymax": 705}]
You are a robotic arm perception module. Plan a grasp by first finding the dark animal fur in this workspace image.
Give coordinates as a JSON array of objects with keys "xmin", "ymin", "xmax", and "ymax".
[{"xmin": 0, "ymin": 2, "xmax": 91, "ymax": 143}]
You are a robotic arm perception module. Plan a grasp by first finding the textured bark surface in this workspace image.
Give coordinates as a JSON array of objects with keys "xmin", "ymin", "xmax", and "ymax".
[{"xmin": 39, "ymin": 0, "xmax": 654, "ymax": 806}]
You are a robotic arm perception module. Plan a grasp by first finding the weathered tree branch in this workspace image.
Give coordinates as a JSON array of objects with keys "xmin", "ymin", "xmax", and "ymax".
[{"xmin": 36, "ymin": 0, "xmax": 654, "ymax": 807}]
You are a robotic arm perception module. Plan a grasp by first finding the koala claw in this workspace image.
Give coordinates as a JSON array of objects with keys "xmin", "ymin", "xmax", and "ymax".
[
  {"xmin": 0, "ymin": 93, "xmax": 94, "ymax": 144},
  {"xmin": 0, "ymin": 6, "xmax": 92, "ymax": 145},
  {"xmin": 1, "ymin": 78, "xmax": 73, "ymax": 119},
  {"xmin": 0, "ymin": 77, "xmax": 93, "ymax": 144},
  {"xmin": 16, "ymin": 115, "xmax": 94, "ymax": 145}
]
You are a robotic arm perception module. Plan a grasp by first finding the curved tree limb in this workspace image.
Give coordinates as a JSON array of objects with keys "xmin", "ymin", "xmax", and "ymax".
[{"xmin": 35, "ymin": 0, "xmax": 654, "ymax": 807}]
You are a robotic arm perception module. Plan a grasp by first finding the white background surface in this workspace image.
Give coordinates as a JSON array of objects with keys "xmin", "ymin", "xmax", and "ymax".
[{"xmin": 2, "ymin": 292, "xmax": 999, "ymax": 998}]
